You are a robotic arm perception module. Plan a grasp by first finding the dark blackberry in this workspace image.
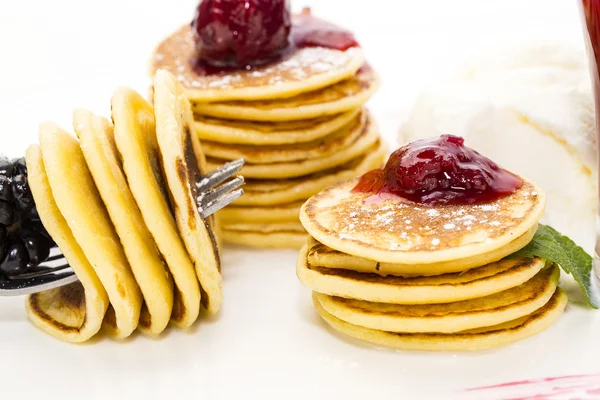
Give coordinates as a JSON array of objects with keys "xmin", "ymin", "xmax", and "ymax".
[{"xmin": 0, "ymin": 156, "xmax": 55, "ymax": 278}]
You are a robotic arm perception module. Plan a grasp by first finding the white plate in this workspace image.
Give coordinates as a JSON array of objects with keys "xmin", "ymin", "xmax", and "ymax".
[{"xmin": 1, "ymin": 1, "xmax": 599, "ymax": 399}]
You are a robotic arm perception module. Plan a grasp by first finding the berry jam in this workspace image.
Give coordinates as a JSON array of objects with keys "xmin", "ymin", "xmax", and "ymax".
[
  {"xmin": 352, "ymin": 135, "xmax": 523, "ymax": 206},
  {"xmin": 191, "ymin": 3, "xmax": 359, "ymax": 75}
]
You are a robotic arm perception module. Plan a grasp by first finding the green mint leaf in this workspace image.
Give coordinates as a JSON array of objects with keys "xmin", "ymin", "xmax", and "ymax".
[{"xmin": 510, "ymin": 224, "xmax": 600, "ymax": 309}]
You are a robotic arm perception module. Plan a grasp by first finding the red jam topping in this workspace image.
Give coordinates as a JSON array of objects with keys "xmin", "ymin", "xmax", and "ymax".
[
  {"xmin": 291, "ymin": 8, "xmax": 359, "ymax": 51},
  {"xmin": 353, "ymin": 135, "xmax": 523, "ymax": 205},
  {"xmin": 191, "ymin": 2, "xmax": 359, "ymax": 73}
]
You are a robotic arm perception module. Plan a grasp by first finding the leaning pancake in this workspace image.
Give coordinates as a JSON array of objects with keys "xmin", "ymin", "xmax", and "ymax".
[
  {"xmin": 25, "ymin": 144, "xmax": 109, "ymax": 343},
  {"xmin": 206, "ymin": 116, "xmax": 379, "ymax": 179},
  {"xmin": 38, "ymin": 124, "xmax": 142, "ymax": 338},
  {"xmin": 314, "ymin": 265, "xmax": 559, "ymax": 333},
  {"xmin": 222, "ymin": 222, "xmax": 307, "ymax": 249},
  {"xmin": 112, "ymin": 87, "xmax": 201, "ymax": 328},
  {"xmin": 297, "ymin": 243, "xmax": 546, "ymax": 304},
  {"xmin": 313, "ymin": 288, "xmax": 568, "ymax": 351},
  {"xmin": 193, "ymin": 65, "xmax": 379, "ymax": 121},
  {"xmin": 154, "ymin": 70, "xmax": 222, "ymax": 315},
  {"xmin": 202, "ymin": 110, "xmax": 366, "ymax": 164},
  {"xmin": 306, "ymin": 226, "xmax": 536, "ymax": 276},
  {"xmin": 236, "ymin": 141, "xmax": 387, "ymax": 206},
  {"xmin": 218, "ymin": 202, "xmax": 303, "ymax": 224},
  {"xmin": 152, "ymin": 24, "xmax": 365, "ymax": 102},
  {"xmin": 301, "ymin": 177, "xmax": 545, "ymax": 264},
  {"xmin": 73, "ymin": 109, "xmax": 174, "ymax": 336},
  {"xmin": 195, "ymin": 109, "xmax": 360, "ymax": 145}
]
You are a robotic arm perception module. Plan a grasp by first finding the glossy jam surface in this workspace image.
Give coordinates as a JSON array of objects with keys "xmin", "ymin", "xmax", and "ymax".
[
  {"xmin": 191, "ymin": 4, "xmax": 359, "ymax": 75},
  {"xmin": 353, "ymin": 135, "xmax": 523, "ymax": 205},
  {"xmin": 192, "ymin": 0, "xmax": 291, "ymax": 68}
]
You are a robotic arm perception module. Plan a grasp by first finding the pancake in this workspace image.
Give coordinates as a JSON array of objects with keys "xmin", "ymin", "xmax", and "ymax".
[
  {"xmin": 237, "ymin": 140, "xmax": 388, "ymax": 206},
  {"xmin": 314, "ymin": 265, "xmax": 559, "ymax": 333},
  {"xmin": 152, "ymin": 24, "xmax": 365, "ymax": 102},
  {"xmin": 73, "ymin": 109, "xmax": 174, "ymax": 336},
  {"xmin": 313, "ymin": 288, "xmax": 567, "ymax": 351},
  {"xmin": 112, "ymin": 87, "xmax": 202, "ymax": 328},
  {"xmin": 206, "ymin": 115, "xmax": 379, "ymax": 179},
  {"xmin": 218, "ymin": 202, "xmax": 303, "ymax": 224},
  {"xmin": 305, "ymin": 227, "xmax": 537, "ymax": 276},
  {"xmin": 153, "ymin": 70, "xmax": 222, "ymax": 315},
  {"xmin": 300, "ymin": 177, "xmax": 545, "ymax": 264},
  {"xmin": 297, "ymin": 242, "xmax": 547, "ymax": 304},
  {"xmin": 195, "ymin": 109, "xmax": 360, "ymax": 145},
  {"xmin": 222, "ymin": 222, "xmax": 307, "ymax": 249},
  {"xmin": 38, "ymin": 123, "xmax": 142, "ymax": 339},
  {"xmin": 202, "ymin": 110, "xmax": 366, "ymax": 164},
  {"xmin": 25, "ymin": 145, "xmax": 109, "ymax": 343},
  {"xmin": 193, "ymin": 65, "xmax": 379, "ymax": 121}
]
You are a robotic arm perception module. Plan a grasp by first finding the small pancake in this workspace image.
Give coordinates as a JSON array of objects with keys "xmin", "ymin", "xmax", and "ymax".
[
  {"xmin": 38, "ymin": 123, "xmax": 142, "ymax": 339},
  {"xmin": 300, "ymin": 177, "xmax": 545, "ymax": 264},
  {"xmin": 73, "ymin": 109, "xmax": 174, "ymax": 336},
  {"xmin": 25, "ymin": 144, "xmax": 109, "ymax": 343},
  {"xmin": 206, "ymin": 115, "xmax": 379, "ymax": 179},
  {"xmin": 313, "ymin": 288, "xmax": 567, "ymax": 351},
  {"xmin": 237, "ymin": 140, "xmax": 387, "ymax": 206},
  {"xmin": 306, "ymin": 227, "xmax": 536, "ymax": 276},
  {"xmin": 112, "ymin": 87, "xmax": 201, "ymax": 328},
  {"xmin": 315, "ymin": 265, "xmax": 559, "ymax": 333},
  {"xmin": 154, "ymin": 70, "xmax": 222, "ymax": 315},
  {"xmin": 218, "ymin": 202, "xmax": 303, "ymax": 224},
  {"xmin": 202, "ymin": 110, "xmax": 366, "ymax": 164},
  {"xmin": 297, "ymin": 243, "xmax": 547, "ymax": 304},
  {"xmin": 193, "ymin": 65, "xmax": 379, "ymax": 121},
  {"xmin": 222, "ymin": 222, "xmax": 307, "ymax": 249},
  {"xmin": 195, "ymin": 109, "xmax": 360, "ymax": 145},
  {"xmin": 152, "ymin": 24, "xmax": 364, "ymax": 102}
]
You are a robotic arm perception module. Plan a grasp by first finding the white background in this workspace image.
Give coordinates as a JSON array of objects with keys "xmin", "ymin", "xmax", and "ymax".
[{"xmin": 0, "ymin": 1, "xmax": 598, "ymax": 399}]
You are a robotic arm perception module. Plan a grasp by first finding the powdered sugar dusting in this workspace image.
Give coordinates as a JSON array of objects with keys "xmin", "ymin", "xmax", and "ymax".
[{"xmin": 152, "ymin": 25, "xmax": 361, "ymax": 93}]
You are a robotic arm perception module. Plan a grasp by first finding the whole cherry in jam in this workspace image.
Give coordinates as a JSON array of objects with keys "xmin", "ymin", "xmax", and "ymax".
[
  {"xmin": 353, "ymin": 135, "xmax": 523, "ymax": 205},
  {"xmin": 191, "ymin": 0, "xmax": 292, "ymax": 68}
]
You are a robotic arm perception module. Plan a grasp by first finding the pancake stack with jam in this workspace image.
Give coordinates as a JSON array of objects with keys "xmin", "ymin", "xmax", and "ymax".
[
  {"xmin": 298, "ymin": 135, "xmax": 571, "ymax": 351},
  {"xmin": 14, "ymin": 70, "xmax": 223, "ymax": 343},
  {"xmin": 151, "ymin": 1, "xmax": 386, "ymax": 249}
]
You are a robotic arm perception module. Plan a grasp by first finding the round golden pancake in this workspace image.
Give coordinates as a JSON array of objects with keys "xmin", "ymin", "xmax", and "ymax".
[
  {"xmin": 151, "ymin": 24, "xmax": 364, "ymax": 102},
  {"xmin": 305, "ymin": 227, "xmax": 536, "ymax": 276},
  {"xmin": 315, "ymin": 265, "xmax": 559, "ymax": 333},
  {"xmin": 154, "ymin": 70, "xmax": 222, "ymax": 315},
  {"xmin": 219, "ymin": 202, "xmax": 303, "ymax": 224},
  {"xmin": 25, "ymin": 144, "xmax": 109, "ymax": 343},
  {"xmin": 222, "ymin": 222, "xmax": 307, "ymax": 249},
  {"xmin": 73, "ymin": 109, "xmax": 174, "ymax": 336},
  {"xmin": 203, "ymin": 110, "xmax": 366, "ymax": 164},
  {"xmin": 38, "ymin": 123, "xmax": 143, "ymax": 339},
  {"xmin": 297, "ymin": 243, "xmax": 547, "ymax": 304},
  {"xmin": 193, "ymin": 65, "xmax": 379, "ymax": 121},
  {"xmin": 313, "ymin": 288, "xmax": 567, "ymax": 351},
  {"xmin": 300, "ymin": 177, "xmax": 545, "ymax": 264},
  {"xmin": 112, "ymin": 87, "xmax": 201, "ymax": 329},
  {"xmin": 206, "ymin": 116, "xmax": 379, "ymax": 179},
  {"xmin": 237, "ymin": 140, "xmax": 387, "ymax": 206},
  {"xmin": 195, "ymin": 109, "xmax": 360, "ymax": 145}
]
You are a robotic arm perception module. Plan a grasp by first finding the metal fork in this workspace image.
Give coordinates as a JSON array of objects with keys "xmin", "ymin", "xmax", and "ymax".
[{"xmin": 0, "ymin": 158, "xmax": 245, "ymax": 296}]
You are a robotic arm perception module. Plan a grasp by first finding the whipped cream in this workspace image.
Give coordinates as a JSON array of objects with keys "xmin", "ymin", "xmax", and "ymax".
[{"xmin": 399, "ymin": 40, "xmax": 597, "ymax": 251}]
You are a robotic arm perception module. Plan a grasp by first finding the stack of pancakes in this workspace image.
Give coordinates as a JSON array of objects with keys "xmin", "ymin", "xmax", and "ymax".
[
  {"xmin": 25, "ymin": 70, "xmax": 221, "ymax": 343},
  {"xmin": 151, "ymin": 25, "xmax": 387, "ymax": 248},
  {"xmin": 297, "ymin": 178, "xmax": 568, "ymax": 351}
]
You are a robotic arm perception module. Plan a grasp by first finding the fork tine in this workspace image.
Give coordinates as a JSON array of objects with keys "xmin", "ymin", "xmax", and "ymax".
[
  {"xmin": 197, "ymin": 158, "xmax": 245, "ymax": 192},
  {"xmin": 0, "ymin": 271, "xmax": 78, "ymax": 296},
  {"xmin": 198, "ymin": 176, "xmax": 244, "ymax": 208},
  {"xmin": 200, "ymin": 188, "xmax": 244, "ymax": 218}
]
